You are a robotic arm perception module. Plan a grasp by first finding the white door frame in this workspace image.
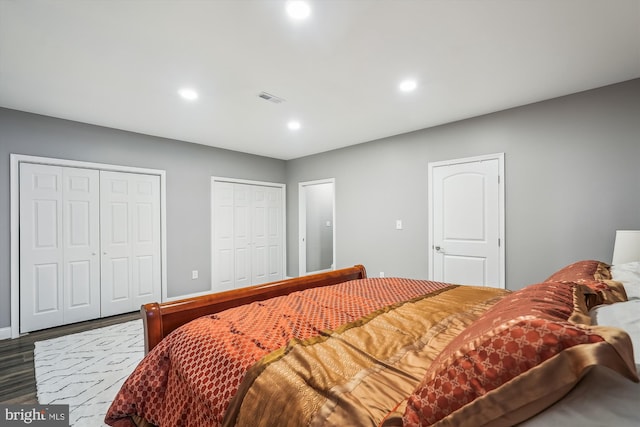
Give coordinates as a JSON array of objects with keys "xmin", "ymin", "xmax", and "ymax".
[
  {"xmin": 299, "ymin": 178, "xmax": 336, "ymax": 276},
  {"xmin": 10, "ymin": 154, "xmax": 167, "ymax": 338},
  {"xmin": 210, "ymin": 176, "xmax": 287, "ymax": 293},
  {"xmin": 427, "ymin": 153, "xmax": 505, "ymax": 287}
]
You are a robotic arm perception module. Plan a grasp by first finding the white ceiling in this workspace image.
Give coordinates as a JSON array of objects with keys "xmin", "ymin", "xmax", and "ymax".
[{"xmin": 1, "ymin": 0, "xmax": 639, "ymax": 160}]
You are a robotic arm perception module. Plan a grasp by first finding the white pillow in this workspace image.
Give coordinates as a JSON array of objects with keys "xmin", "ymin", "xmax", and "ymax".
[
  {"xmin": 590, "ymin": 299, "xmax": 640, "ymax": 365},
  {"xmin": 611, "ymin": 261, "xmax": 640, "ymax": 300}
]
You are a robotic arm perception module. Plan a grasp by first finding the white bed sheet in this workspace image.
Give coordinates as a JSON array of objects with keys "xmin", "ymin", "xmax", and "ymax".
[
  {"xmin": 591, "ymin": 300, "xmax": 640, "ymax": 364},
  {"xmin": 611, "ymin": 261, "xmax": 640, "ymax": 300}
]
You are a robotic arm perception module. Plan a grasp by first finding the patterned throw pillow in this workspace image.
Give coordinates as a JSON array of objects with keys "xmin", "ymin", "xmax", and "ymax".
[
  {"xmin": 544, "ymin": 259, "xmax": 612, "ymax": 282},
  {"xmin": 403, "ymin": 281, "xmax": 638, "ymax": 427},
  {"xmin": 545, "ymin": 260, "xmax": 627, "ymax": 305}
]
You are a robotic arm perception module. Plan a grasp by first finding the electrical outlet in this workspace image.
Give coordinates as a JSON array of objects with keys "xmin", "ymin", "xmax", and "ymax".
[
  {"xmin": 379, "ymin": 272, "xmax": 385, "ymax": 278},
  {"xmin": 191, "ymin": 270, "xmax": 198, "ymax": 280}
]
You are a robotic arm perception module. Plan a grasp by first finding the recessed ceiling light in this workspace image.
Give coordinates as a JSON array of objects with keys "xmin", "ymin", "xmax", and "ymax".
[
  {"xmin": 288, "ymin": 120, "xmax": 302, "ymax": 131},
  {"xmin": 286, "ymin": 1, "xmax": 311, "ymax": 20},
  {"xmin": 399, "ymin": 79, "xmax": 417, "ymax": 93},
  {"xmin": 178, "ymin": 88, "xmax": 198, "ymax": 101}
]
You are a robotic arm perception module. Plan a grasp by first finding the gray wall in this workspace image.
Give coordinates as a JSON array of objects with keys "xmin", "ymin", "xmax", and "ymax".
[
  {"xmin": 286, "ymin": 79, "xmax": 640, "ymax": 289},
  {"xmin": 3, "ymin": 78, "xmax": 639, "ymax": 330},
  {"xmin": 0, "ymin": 108, "xmax": 286, "ymax": 328}
]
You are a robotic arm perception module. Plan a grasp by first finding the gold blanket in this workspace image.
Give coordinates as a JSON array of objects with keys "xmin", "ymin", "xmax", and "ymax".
[{"xmin": 225, "ymin": 285, "xmax": 507, "ymax": 427}]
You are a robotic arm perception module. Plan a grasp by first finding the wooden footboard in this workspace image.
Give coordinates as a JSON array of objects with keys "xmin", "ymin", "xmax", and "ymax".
[{"xmin": 141, "ymin": 265, "xmax": 367, "ymax": 353}]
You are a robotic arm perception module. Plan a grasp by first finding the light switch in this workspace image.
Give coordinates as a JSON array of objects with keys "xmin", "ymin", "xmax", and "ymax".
[{"xmin": 396, "ymin": 220, "xmax": 403, "ymax": 230}]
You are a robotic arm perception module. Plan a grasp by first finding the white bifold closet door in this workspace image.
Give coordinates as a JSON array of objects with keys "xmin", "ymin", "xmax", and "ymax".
[
  {"xmin": 100, "ymin": 171, "xmax": 161, "ymax": 317},
  {"xmin": 20, "ymin": 164, "xmax": 161, "ymax": 333},
  {"xmin": 20, "ymin": 164, "xmax": 101, "ymax": 333},
  {"xmin": 212, "ymin": 181, "xmax": 283, "ymax": 292}
]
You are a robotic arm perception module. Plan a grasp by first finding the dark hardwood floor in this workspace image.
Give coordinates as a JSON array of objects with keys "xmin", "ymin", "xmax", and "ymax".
[{"xmin": 0, "ymin": 312, "xmax": 141, "ymax": 404}]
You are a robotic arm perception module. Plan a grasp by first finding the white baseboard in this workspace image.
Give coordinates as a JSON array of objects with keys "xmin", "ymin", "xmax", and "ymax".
[{"xmin": 0, "ymin": 326, "xmax": 12, "ymax": 341}]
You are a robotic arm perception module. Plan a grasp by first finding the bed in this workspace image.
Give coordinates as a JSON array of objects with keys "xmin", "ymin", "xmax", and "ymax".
[{"xmin": 105, "ymin": 260, "xmax": 640, "ymax": 426}]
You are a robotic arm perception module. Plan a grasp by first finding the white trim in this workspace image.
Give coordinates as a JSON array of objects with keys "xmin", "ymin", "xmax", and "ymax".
[
  {"xmin": 212, "ymin": 176, "xmax": 286, "ymax": 189},
  {"xmin": 209, "ymin": 176, "xmax": 287, "ymax": 294},
  {"xmin": 0, "ymin": 327, "xmax": 11, "ymax": 341},
  {"xmin": 427, "ymin": 153, "xmax": 505, "ymax": 288},
  {"xmin": 10, "ymin": 154, "xmax": 168, "ymax": 338},
  {"xmin": 298, "ymin": 178, "xmax": 336, "ymax": 276}
]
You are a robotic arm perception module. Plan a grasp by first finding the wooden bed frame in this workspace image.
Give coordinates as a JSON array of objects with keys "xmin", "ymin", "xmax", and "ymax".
[{"xmin": 141, "ymin": 265, "xmax": 367, "ymax": 353}]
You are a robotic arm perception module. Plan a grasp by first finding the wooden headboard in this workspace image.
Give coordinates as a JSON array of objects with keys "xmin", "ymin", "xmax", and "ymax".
[{"xmin": 141, "ymin": 265, "xmax": 367, "ymax": 353}]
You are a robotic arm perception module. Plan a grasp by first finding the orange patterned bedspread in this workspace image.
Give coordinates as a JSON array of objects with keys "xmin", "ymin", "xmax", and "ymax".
[{"xmin": 105, "ymin": 278, "xmax": 505, "ymax": 426}]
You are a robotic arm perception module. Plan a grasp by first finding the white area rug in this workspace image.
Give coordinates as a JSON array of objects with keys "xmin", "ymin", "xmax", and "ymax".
[{"xmin": 34, "ymin": 320, "xmax": 144, "ymax": 426}]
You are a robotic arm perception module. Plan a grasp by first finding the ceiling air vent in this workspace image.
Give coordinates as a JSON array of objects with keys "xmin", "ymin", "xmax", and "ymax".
[{"xmin": 258, "ymin": 91, "xmax": 285, "ymax": 104}]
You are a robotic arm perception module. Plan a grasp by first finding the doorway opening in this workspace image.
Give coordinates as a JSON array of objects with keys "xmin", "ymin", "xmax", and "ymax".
[{"xmin": 299, "ymin": 179, "xmax": 335, "ymax": 276}]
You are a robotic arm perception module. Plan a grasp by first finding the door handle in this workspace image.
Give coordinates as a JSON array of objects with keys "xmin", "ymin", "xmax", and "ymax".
[{"xmin": 434, "ymin": 246, "xmax": 444, "ymax": 253}]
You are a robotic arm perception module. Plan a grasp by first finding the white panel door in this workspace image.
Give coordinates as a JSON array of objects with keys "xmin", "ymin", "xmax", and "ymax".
[
  {"xmin": 430, "ymin": 156, "xmax": 504, "ymax": 288},
  {"xmin": 250, "ymin": 185, "xmax": 284, "ymax": 284},
  {"xmin": 233, "ymin": 184, "xmax": 251, "ymax": 289},
  {"xmin": 101, "ymin": 171, "xmax": 161, "ymax": 316},
  {"xmin": 265, "ymin": 186, "xmax": 283, "ymax": 282},
  {"xmin": 100, "ymin": 172, "xmax": 132, "ymax": 315},
  {"xmin": 212, "ymin": 181, "xmax": 235, "ymax": 291},
  {"xmin": 251, "ymin": 186, "xmax": 268, "ymax": 284},
  {"xmin": 130, "ymin": 173, "xmax": 161, "ymax": 309},
  {"xmin": 62, "ymin": 167, "xmax": 101, "ymax": 323},
  {"xmin": 212, "ymin": 180, "xmax": 284, "ymax": 291},
  {"xmin": 20, "ymin": 164, "xmax": 65, "ymax": 332},
  {"xmin": 20, "ymin": 164, "xmax": 100, "ymax": 332}
]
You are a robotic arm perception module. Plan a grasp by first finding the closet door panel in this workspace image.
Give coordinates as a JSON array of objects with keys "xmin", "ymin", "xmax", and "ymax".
[
  {"xmin": 233, "ymin": 184, "xmax": 251, "ymax": 289},
  {"xmin": 101, "ymin": 171, "xmax": 161, "ymax": 316},
  {"xmin": 101, "ymin": 172, "xmax": 133, "ymax": 316},
  {"xmin": 62, "ymin": 167, "xmax": 100, "ymax": 323},
  {"xmin": 110, "ymin": 258, "xmax": 131, "ymax": 300},
  {"xmin": 251, "ymin": 186, "xmax": 268, "ymax": 284},
  {"xmin": 213, "ymin": 182, "xmax": 235, "ymax": 291},
  {"xmin": 20, "ymin": 164, "xmax": 64, "ymax": 332},
  {"xmin": 20, "ymin": 162, "xmax": 162, "ymax": 332},
  {"xmin": 67, "ymin": 261, "xmax": 91, "ymax": 306},
  {"xmin": 266, "ymin": 187, "xmax": 283, "ymax": 282},
  {"xmin": 130, "ymin": 173, "xmax": 161, "ymax": 307},
  {"xmin": 34, "ymin": 264, "xmax": 60, "ymax": 312},
  {"xmin": 212, "ymin": 181, "xmax": 284, "ymax": 291},
  {"xmin": 136, "ymin": 256, "xmax": 154, "ymax": 295}
]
